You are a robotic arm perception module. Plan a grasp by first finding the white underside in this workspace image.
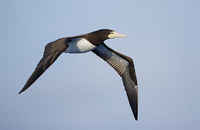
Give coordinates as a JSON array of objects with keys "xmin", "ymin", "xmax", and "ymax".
[{"xmin": 65, "ymin": 38, "xmax": 96, "ymax": 53}]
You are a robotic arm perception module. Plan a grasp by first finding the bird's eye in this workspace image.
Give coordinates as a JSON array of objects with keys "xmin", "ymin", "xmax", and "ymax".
[{"xmin": 110, "ymin": 32, "xmax": 115, "ymax": 34}]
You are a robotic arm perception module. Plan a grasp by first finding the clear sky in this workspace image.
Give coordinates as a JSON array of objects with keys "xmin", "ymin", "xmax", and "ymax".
[{"xmin": 0, "ymin": 0, "xmax": 200, "ymax": 130}]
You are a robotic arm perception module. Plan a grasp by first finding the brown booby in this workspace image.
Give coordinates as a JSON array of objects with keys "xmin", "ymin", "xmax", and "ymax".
[{"xmin": 18, "ymin": 29, "xmax": 138, "ymax": 120}]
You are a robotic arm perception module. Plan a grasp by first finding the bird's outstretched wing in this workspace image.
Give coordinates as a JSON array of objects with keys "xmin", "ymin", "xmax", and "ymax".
[
  {"xmin": 92, "ymin": 43, "xmax": 138, "ymax": 120},
  {"xmin": 19, "ymin": 38, "xmax": 68, "ymax": 94}
]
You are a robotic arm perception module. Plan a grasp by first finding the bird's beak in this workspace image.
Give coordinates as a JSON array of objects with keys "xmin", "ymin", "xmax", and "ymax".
[{"xmin": 108, "ymin": 31, "xmax": 128, "ymax": 39}]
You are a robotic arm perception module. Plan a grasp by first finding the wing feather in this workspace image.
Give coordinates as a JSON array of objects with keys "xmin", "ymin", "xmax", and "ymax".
[
  {"xmin": 18, "ymin": 38, "xmax": 68, "ymax": 94},
  {"xmin": 92, "ymin": 43, "xmax": 138, "ymax": 120}
]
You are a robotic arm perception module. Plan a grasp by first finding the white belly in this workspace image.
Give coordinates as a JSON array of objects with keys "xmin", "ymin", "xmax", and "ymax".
[{"xmin": 65, "ymin": 38, "xmax": 96, "ymax": 53}]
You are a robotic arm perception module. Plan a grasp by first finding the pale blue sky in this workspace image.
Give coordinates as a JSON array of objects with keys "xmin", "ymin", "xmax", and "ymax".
[{"xmin": 1, "ymin": 0, "xmax": 200, "ymax": 130}]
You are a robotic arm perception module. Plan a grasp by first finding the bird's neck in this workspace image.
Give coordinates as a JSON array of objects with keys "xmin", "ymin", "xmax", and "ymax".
[{"xmin": 85, "ymin": 33, "xmax": 105, "ymax": 46}]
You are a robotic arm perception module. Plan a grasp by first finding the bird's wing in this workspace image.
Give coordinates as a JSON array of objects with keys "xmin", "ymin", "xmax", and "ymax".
[
  {"xmin": 19, "ymin": 38, "xmax": 68, "ymax": 94},
  {"xmin": 92, "ymin": 43, "xmax": 138, "ymax": 120}
]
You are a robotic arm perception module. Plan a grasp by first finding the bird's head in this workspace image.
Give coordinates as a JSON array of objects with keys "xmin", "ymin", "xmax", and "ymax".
[
  {"xmin": 95, "ymin": 29, "xmax": 128, "ymax": 41},
  {"xmin": 87, "ymin": 29, "xmax": 127, "ymax": 45}
]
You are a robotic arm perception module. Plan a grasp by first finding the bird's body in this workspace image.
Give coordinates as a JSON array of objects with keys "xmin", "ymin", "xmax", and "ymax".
[
  {"xmin": 65, "ymin": 38, "xmax": 96, "ymax": 53},
  {"xmin": 19, "ymin": 29, "xmax": 138, "ymax": 120}
]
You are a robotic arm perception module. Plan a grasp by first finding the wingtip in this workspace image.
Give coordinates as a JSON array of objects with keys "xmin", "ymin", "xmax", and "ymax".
[
  {"xmin": 18, "ymin": 89, "xmax": 24, "ymax": 94},
  {"xmin": 133, "ymin": 111, "xmax": 138, "ymax": 120},
  {"xmin": 134, "ymin": 115, "xmax": 138, "ymax": 121}
]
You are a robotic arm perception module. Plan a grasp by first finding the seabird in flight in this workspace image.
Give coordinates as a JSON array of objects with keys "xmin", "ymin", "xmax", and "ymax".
[{"xmin": 18, "ymin": 29, "xmax": 138, "ymax": 120}]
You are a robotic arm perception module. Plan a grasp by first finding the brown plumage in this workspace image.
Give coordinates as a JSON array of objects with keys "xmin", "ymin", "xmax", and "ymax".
[
  {"xmin": 92, "ymin": 43, "xmax": 138, "ymax": 120},
  {"xmin": 18, "ymin": 38, "xmax": 68, "ymax": 94},
  {"xmin": 19, "ymin": 29, "xmax": 138, "ymax": 120}
]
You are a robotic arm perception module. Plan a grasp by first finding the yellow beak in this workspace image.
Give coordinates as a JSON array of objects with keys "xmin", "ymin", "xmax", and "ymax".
[{"xmin": 108, "ymin": 31, "xmax": 128, "ymax": 39}]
